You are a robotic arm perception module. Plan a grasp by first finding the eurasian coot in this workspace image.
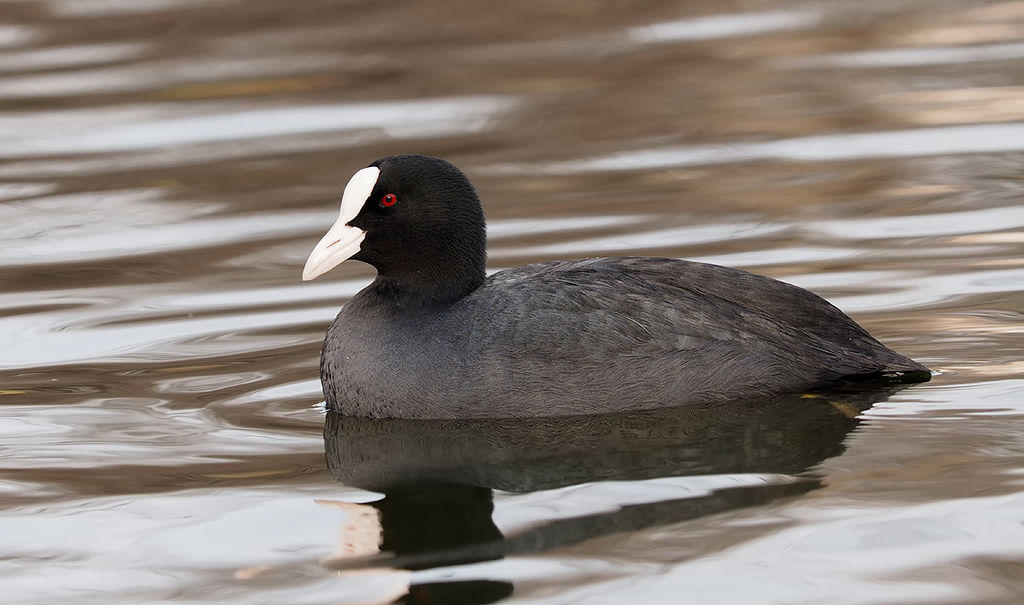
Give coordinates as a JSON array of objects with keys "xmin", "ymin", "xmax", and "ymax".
[{"xmin": 303, "ymin": 154, "xmax": 929, "ymax": 418}]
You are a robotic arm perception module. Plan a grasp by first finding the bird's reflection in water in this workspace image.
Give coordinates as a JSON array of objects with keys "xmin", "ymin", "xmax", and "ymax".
[{"xmin": 322, "ymin": 383, "xmax": 910, "ymax": 604}]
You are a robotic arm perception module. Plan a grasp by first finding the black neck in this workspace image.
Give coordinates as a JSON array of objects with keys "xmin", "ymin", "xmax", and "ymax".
[{"xmin": 368, "ymin": 243, "xmax": 487, "ymax": 308}]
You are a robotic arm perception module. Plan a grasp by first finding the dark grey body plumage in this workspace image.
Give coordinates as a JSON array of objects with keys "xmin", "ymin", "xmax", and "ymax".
[
  {"xmin": 322, "ymin": 256, "xmax": 928, "ymax": 419},
  {"xmin": 313, "ymin": 155, "xmax": 929, "ymax": 419}
]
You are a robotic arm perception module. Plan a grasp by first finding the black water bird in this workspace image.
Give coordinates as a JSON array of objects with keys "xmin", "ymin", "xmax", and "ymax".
[{"xmin": 303, "ymin": 154, "xmax": 929, "ymax": 418}]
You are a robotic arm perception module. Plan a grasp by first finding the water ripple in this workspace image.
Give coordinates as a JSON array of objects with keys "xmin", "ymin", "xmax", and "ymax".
[
  {"xmin": 1, "ymin": 96, "xmax": 514, "ymax": 157},
  {"xmin": 778, "ymin": 41, "xmax": 1024, "ymax": 69},
  {"xmin": 0, "ymin": 42, "xmax": 147, "ymax": 72},
  {"xmin": 496, "ymin": 122, "xmax": 1024, "ymax": 173},
  {"xmin": 629, "ymin": 10, "xmax": 820, "ymax": 44}
]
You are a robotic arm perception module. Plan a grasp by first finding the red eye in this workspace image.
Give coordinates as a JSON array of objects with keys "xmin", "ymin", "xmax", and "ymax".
[{"xmin": 381, "ymin": 193, "xmax": 397, "ymax": 207}]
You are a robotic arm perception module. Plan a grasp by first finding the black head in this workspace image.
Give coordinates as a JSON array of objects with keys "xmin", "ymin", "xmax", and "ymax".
[{"xmin": 302, "ymin": 155, "xmax": 487, "ymax": 305}]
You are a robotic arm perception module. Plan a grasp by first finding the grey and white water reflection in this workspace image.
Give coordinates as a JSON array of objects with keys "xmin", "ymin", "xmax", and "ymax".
[{"xmin": 2, "ymin": 1, "xmax": 1023, "ymax": 604}]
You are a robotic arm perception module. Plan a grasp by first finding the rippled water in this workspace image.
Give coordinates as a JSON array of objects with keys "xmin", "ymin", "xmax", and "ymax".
[{"xmin": 2, "ymin": 1, "xmax": 1023, "ymax": 603}]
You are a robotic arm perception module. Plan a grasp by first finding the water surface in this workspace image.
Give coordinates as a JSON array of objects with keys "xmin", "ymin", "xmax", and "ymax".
[{"xmin": 2, "ymin": 1, "xmax": 1023, "ymax": 603}]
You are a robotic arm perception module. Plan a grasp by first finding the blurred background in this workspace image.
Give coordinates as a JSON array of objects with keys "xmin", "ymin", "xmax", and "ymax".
[{"xmin": 1, "ymin": 0, "xmax": 1023, "ymax": 603}]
